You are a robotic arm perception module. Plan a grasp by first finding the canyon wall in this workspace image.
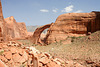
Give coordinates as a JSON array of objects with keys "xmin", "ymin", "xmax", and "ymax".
[{"xmin": 45, "ymin": 12, "xmax": 100, "ymax": 44}]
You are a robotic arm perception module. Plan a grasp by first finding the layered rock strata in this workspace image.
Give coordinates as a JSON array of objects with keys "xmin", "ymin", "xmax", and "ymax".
[{"xmin": 45, "ymin": 12, "xmax": 100, "ymax": 44}]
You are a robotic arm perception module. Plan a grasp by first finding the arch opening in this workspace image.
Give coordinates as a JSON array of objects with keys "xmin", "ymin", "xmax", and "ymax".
[
  {"xmin": 32, "ymin": 23, "xmax": 52, "ymax": 45},
  {"xmin": 40, "ymin": 28, "xmax": 48, "ymax": 41}
]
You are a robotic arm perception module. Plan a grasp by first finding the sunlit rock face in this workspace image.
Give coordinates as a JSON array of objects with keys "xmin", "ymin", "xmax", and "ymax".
[
  {"xmin": 45, "ymin": 12, "xmax": 100, "ymax": 44},
  {"xmin": 4, "ymin": 16, "xmax": 27, "ymax": 39},
  {"xmin": 0, "ymin": 0, "xmax": 7, "ymax": 41},
  {"xmin": 0, "ymin": 1, "xmax": 27, "ymax": 42}
]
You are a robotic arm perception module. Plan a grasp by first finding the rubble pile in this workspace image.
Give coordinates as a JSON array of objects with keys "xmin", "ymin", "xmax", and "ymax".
[{"xmin": 0, "ymin": 41, "xmax": 86, "ymax": 67}]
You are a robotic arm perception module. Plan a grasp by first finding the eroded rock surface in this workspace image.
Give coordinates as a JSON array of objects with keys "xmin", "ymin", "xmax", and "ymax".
[
  {"xmin": 0, "ymin": 0, "xmax": 7, "ymax": 42},
  {"xmin": 4, "ymin": 16, "xmax": 27, "ymax": 39},
  {"xmin": 45, "ymin": 12, "xmax": 100, "ymax": 44},
  {"xmin": 0, "ymin": 1, "xmax": 27, "ymax": 42}
]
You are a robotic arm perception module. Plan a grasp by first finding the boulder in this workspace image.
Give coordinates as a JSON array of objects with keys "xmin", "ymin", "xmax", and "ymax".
[
  {"xmin": 3, "ymin": 51, "xmax": 12, "ymax": 60},
  {"xmin": 0, "ymin": 56, "xmax": 8, "ymax": 63},
  {"xmin": 0, "ymin": 60, "xmax": 7, "ymax": 67}
]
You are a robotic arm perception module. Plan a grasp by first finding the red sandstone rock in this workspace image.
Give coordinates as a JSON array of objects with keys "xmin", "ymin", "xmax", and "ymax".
[
  {"xmin": 10, "ymin": 47, "xmax": 17, "ymax": 54},
  {"xmin": 0, "ymin": 56, "xmax": 8, "ymax": 63},
  {"xmin": 0, "ymin": 1, "xmax": 7, "ymax": 42},
  {"xmin": 4, "ymin": 51, "xmax": 12, "ymax": 60},
  {"xmin": 0, "ymin": 41, "xmax": 86, "ymax": 67},
  {"xmin": 12, "ymin": 53, "xmax": 23, "ymax": 63},
  {"xmin": 0, "ymin": 1, "xmax": 27, "ymax": 42},
  {"xmin": 39, "ymin": 57, "xmax": 50, "ymax": 64},
  {"xmin": 12, "ymin": 50, "xmax": 28, "ymax": 63},
  {"xmin": 47, "ymin": 60, "xmax": 60, "ymax": 67},
  {"xmin": 4, "ymin": 16, "xmax": 27, "ymax": 39},
  {"xmin": 45, "ymin": 12, "xmax": 100, "ymax": 44},
  {"xmin": 0, "ymin": 60, "xmax": 7, "ymax": 67},
  {"xmin": 32, "ymin": 23, "xmax": 52, "ymax": 45}
]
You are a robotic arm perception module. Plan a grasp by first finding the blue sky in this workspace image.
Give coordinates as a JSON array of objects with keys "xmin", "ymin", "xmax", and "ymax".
[{"xmin": 1, "ymin": 0, "xmax": 100, "ymax": 26}]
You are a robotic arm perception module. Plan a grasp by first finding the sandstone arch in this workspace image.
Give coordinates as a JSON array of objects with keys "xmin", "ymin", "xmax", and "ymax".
[{"xmin": 32, "ymin": 23, "xmax": 52, "ymax": 45}]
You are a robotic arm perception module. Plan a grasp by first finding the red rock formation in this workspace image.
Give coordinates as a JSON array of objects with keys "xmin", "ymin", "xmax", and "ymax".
[
  {"xmin": 0, "ymin": 1, "xmax": 27, "ymax": 41},
  {"xmin": 4, "ymin": 16, "xmax": 27, "ymax": 39},
  {"xmin": 0, "ymin": 0, "xmax": 7, "ymax": 42},
  {"xmin": 45, "ymin": 12, "xmax": 100, "ymax": 44},
  {"xmin": 0, "ymin": 0, "xmax": 3, "ymax": 21},
  {"xmin": 0, "ymin": 60, "xmax": 7, "ymax": 67},
  {"xmin": 32, "ymin": 23, "xmax": 52, "ymax": 45}
]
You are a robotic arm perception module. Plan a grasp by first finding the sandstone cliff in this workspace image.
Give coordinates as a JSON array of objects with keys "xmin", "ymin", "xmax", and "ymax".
[
  {"xmin": 45, "ymin": 12, "xmax": 100, "ymax": 44},
  {"xmin": 0, "ymin": 1, "xmax": 27, "ymax": 41},
  {"xmin": 4, "ymin": 16, "xmax": 27, "ymax": 40},
  {"xmin": 0, "ymin": 0, "xmax": 7, "ymax": 41},
  {"xmin": 4, "ymin": 16, "xmax": 27, "ymax": 39}
]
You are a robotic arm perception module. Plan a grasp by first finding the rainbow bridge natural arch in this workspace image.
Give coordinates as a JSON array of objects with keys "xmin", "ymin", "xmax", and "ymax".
[{"xmin": 32, "ymin": 23, "xmax": 52, "ymax": 45}]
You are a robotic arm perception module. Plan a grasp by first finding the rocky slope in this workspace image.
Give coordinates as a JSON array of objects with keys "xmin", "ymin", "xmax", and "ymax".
[
  {"xmin": 0, "ymin": 41, "xmax": 86, "ymax": 67},
  {"xmin": 35, "ymin": 31, "xmax": 100, "ymax": 67}
]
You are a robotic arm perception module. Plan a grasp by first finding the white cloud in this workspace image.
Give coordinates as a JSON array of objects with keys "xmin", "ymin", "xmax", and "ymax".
[
  {"xmin": 52, "ymin": 8, "xmax": 58, "ymax": 13},
  {"xmin": 74, "ymin": 10, "xmax": 83, "ymax": 13},
  {"xmin": 40, "ymin": 9, "xmax": 49, "ymax": 12},
  {"xmin": 61, "ymin": 5, "xmax": 74, "ymax": 13}
]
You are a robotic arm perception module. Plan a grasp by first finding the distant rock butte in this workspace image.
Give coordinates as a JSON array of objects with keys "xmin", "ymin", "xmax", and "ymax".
[
  {"xmin": 45, "ymin": 12, "xmax": 100, "ymax": 44},
  {"xmin": 0, "ymin": 1, "xmax": 27, "ymax": 42}
]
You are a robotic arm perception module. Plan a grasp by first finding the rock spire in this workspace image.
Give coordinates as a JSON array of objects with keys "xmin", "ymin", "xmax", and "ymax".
[{"xmin": 0, "ymin": 0, "xmax": 4, "ymax": 21}]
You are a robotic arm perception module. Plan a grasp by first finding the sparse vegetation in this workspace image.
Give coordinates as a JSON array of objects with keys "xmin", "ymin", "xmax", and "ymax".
[
  {"xmin": 17, "ymin": 39, "xmax": 36, "ymax": 47},
  {"xmin": 35, "ymin": 31, "xmax": 100, "ymax": 66},
  {"xmin": 0, "ymin": 49, "xmax": 4, "ymax": 55},
  {"xmin": 16, "ymin": 31, "xmax": 100, "ymax": 66}
]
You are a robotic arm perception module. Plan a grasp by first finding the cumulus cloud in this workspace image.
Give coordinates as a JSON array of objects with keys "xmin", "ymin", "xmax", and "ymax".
[
  {"xmin": 52, "ymin": 8, "xmax": 58, "ymax": 13},
  {"xmin": 61, "ymin": 5, "xmax": 74, "ymax": 13},
  {"xmin": 74, "ymin": 10, "xmax": 83, "ymax": 13},
  {"xmin": 40, "ymin": 9, "xmax": 49, "ymax": 12}
]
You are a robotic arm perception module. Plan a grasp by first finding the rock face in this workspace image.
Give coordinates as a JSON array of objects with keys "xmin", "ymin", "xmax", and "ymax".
[
  {"xmin": 45, "ymin": 12, "xmax": 100, "ymax": 44},
  {"xmin": 4, "ymin": 16, "xmax": 27, "ymax": 39},
  {"xmin": 0, "ymin": 0, "xmax": 3, "ymax": 21},
  {"xmin": 0, "ymin": 0, "xmax": 7, "ymax": 42},
  {"xmin": 0, "ymin": 1, "xmax": 27, "ymax": 41}
]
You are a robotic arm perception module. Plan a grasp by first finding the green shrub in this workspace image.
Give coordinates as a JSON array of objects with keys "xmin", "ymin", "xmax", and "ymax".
[{"xmin": 0, "ymin": 50, "xmax": 4, "ymax": 55}]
